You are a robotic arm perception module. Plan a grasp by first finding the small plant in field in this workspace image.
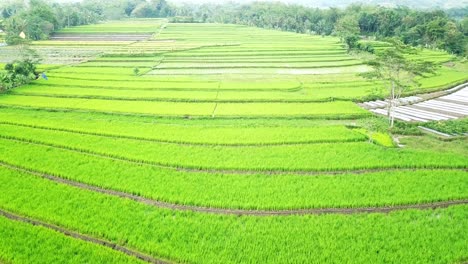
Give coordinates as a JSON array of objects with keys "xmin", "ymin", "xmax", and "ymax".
[{"xmin": 133, "ymin": 67, "xmax": 140, "ymax": 76}]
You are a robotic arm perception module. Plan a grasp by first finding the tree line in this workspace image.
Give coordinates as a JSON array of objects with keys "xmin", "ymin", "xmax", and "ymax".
[
  {"xmin": 0, "ymin": 0, "xmax": 172, "ymax": 43},
  {"xmin": 0, "ymin": 0, "xmax": 467, "ymax": 56},
  {"xmin": 0, "ymin": 0, "xmax": 172, "ymax": 90},
  {"xmin": 174, "ymin": 2, "xmax": 467, "ymax": 56}
]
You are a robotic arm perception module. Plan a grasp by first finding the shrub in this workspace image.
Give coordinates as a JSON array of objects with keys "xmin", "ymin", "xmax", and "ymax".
[
  {"xmin": 133, "ymin": 67, "xmax": 140, "ymax": 76},
  {"xmin": 0, "ymin": 59, "xmax": 38, "ymax": 91}
]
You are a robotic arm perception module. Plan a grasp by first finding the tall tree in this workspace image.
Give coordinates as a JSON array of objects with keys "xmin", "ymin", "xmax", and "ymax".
[
  {"xmin": 334, "ymin": 15, "xmax": 360, "ymax": 51},
  {"xmin": 0, "ymin": 35, "xmax": 39, "ymax": 91},
  {"xmin": 361, "ymin": 39, "xmax": 437, "ymax": 128}
]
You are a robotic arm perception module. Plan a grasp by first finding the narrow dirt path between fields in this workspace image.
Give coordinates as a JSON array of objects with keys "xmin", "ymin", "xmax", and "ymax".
[
  {"xmin": 211, "ymin": 82, "xmax": 221, "ymax": 117},
  {"xmin": 0, "ymin": 209, "xmax": 168, "ymax": 264},
  {"xmin": 2, "ymin": 162, "xmax": 466, "ymax": 216}
]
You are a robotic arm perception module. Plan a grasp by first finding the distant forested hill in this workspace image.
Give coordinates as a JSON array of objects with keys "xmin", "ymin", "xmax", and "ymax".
[{"xmin": 170, "ymin": 0, "xmax": 468, "ymax": 9}]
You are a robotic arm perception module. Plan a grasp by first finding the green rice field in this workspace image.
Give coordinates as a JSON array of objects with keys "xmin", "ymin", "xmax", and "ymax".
[{"xmin": 0, "ymin": 20, "xmax": 466, "ymax": 264}]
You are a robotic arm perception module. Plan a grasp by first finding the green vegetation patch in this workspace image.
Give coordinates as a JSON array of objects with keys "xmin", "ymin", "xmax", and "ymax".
[
  {"xmin": 0, "ymin": 138, "xmax": 466, "ymax": 210},
  {"xmin": 0, "ymin": 123, "xmax": 465, "ymax": 172},
  {"xmin": 0, "ymin": 168, "xmax": 467, "ymax": 264},
  {"xmin": 0, "ymin": 213, "xmax": 142, "ymax": 264},
  {"xmin": 424, "ymin": 118, "xmax": 468, "ymax": 135}
]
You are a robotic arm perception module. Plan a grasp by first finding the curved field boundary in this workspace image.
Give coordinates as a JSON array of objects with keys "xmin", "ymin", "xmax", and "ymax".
[
  {"xmin": 0, "ymin": 209, "xmax": 168, "ymax": 264},
  {"xmin": 29, "ymin": 82, "xmax": 304, "ymax": 92},
  {"xmin": 163, "ymin": 51, "xmax": 347, "ymax": 57},
  {"xmin": 0, "ymin": 121, "xmax": 367, "ymax": 147},
  {"xmin": 152, "ymin": 43, "xmax": 243, "ymax": 57},
  {"xmin": 50, "ymin": 36, "xmax": 152, "ymax": 42},
  {"xmin": 0, "ymin": 104, "xmax": 371, "ymax": 120},
  {"xmin": 162, "ymin": 58, "xmax": 357, "ymax": 63},
  {"xmin": 39, "ymin": 75, "xmax": 218, "ymax": 83},
  {"xmin": 10, "ymin": 91, "xmax": 354, "ymax": 104},
  {"xmin": 153, "ymin": 63, "xmax": 364, "ymax": 70},
  {"xmin": 0, "ymin": 135, "xmax": 466, "ymax": 176},
  {"xmin": 1, "ymin": 162, "xmax": 466, "ymax": 216},
  {"xmin": 9, "ymin": 92, "xmax": 359, "ymax": 104}
]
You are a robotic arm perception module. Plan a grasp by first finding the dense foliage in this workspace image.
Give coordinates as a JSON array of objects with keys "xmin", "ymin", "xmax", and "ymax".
[
  {"xmin": 0, "ymin": 59, "xmax": 37, "ymax": 91},
  {"xmin": 424, "ymin": 118, "xmax": 468, "ymax": 135},
  {"xmin": 361, "ymin": 39, "xmax": 437, "ymax": 127},
  {"xmin": 175, "ymin": 3, "xmax": 468, "ymax": 56},
  {"xmin": 1, "ymin": 1, "xmax": 466, "ymax": 55},
  {"xmin": 0, "ymin": 34, "xmax": 39, "ymax": 91},
  {"xmin": 0, "ymin": 0, "xmax": 171, "ymax": 42}
]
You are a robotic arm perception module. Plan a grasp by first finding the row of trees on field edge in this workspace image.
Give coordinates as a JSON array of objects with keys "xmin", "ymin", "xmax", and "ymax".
[
  {"xmin": 175, "ymin": 3, "xmax": 468, "ymax": 56},
  {"xmin": 0, "ymin": 0, "xmax": 467, "ymax": 56},
  {"xmin": 0, "ymin": 0, "xmax": 172, "ymax": 43}
]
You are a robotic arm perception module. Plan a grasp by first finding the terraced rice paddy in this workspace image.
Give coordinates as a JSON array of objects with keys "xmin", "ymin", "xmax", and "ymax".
[
  {"xmin": 0, "ymin": 20, "xmax": 165, "ymax": 66},
  {"xmin": 0, "ymin": 20, "xmax": 467, "ymax": 263}
]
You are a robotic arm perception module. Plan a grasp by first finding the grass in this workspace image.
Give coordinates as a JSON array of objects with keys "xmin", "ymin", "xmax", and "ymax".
[
  {"xmin": 398, "ymin": 135, "xmax": 468, "ymax": 157},
  {"xmin": 9, "ymin": 85, "xmax": 221, "ymax": 101},
  {"xmin": 0, "ymin": 21, "xmax": 466, "ymax": 263},
  {"xmin": 0, "ymin": 95, "xmax": 369, "ymax": 118},
  {"xmin": 147, "ymin": 65, "xmax": 370, "ymax": 75},
  {"xmin": 415, "ymin": 66, "xmax": 468, "ymax": 92},
  {"xmin": 214, "ymin": 101, "xmax": 369, "ymax": 117},
  {"xmin": 355, "ymin": 128, "xmax": 396, "ymax": 147},
  {"xmin": 423, "ymin": 118, "xmax": 468, "ymax": 135},
  {"xmin": 81, "ymin": 61, "xmax": 159, "ymax": 67},
  {"xmin": 0, "ymin": 168, "xmax": 467, "ymax": 264},
  {"xmin": 49, "ymin": 66, "xmax": 153, "ymax": 75},
  {"xmin": 0, "ymin": 123, "xmax": 466, "ymax": 172},
  {"xmin": 32, "ymin": 77, "xmax": 220, "ymax": 90},
  {"xmin": 155, "ymin": 60, "xmax": 363, "ymax": 69},
  {"xmin": 0, "ymin": 138, "xmax": 466, "ymax": 210},
  {"xmin": 56, "ymin": 19, "xmax": 165, "ymax": 34},
  {"xmin": 0, "ymin": 95, "xmax": 216, "ymax": 116},
  {"xmin": 0, "ymin": 214, "xmax": 143, "ymax": 264},
  {"xmin": 0, "ymin": 109, "xmax": 367, "ymax": 145},
  {"xmin": 31, "ymin": 41, "xmax": 134, "ymax": 46}
]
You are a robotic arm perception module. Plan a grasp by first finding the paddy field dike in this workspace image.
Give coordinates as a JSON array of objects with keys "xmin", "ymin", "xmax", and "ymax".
[{"xmin": 0, "ymin": 19, "xmax": 467, "ymax": 264}]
